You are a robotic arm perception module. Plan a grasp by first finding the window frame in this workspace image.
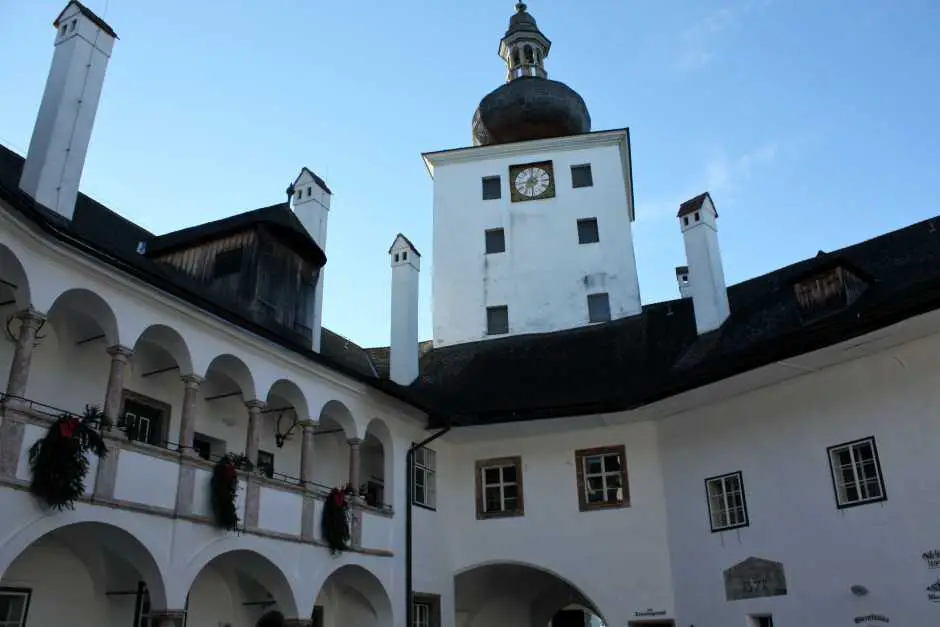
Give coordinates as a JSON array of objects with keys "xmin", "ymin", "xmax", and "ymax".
[
  {"xmin": 571, "ymin": 164, "xmax": 594, "ymax": 188},
  {"xmin": 577, "ymin": 218, "xmax": 599, "ymax": 244},
  {"xmin": 0, "ymin": 587, "xmax": 32, "ymax": 627},
  {"xmin": 486, "ymin": 305, "xmax": 509, "ymax": 335},
  {"xmin": 704, "ymin": 470, "xmax": 749, "ymax": 532},
  {"xmin": 827, "ymin": 436, "xmax": 887, "ymax": 509},
  {"xmin": 412, "ymin": 593, "xmax": 441, "ymax": 627},
  {"xmin": 485, "ymin": 228, "xmax": 506, "ymax": 254},
  {"xmin": 475, "ymin": 456, "xmax": 525, "ymax": 519},
  {"xmin": 587, "ymin": 292, "xmax": 611, "ymax": 323},
  {"xmin": 412, "ymin": 445, "xmax": 437, "ymax": 511},
  {"xmin": 482, "ymin": 176, "xmax": 502, "ymax": 200},
  {"xmin": 575, "ymin": 445, "xmax": 630, "ymax": 512}
]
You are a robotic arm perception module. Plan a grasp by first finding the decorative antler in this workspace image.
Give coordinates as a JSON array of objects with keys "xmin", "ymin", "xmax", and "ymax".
[
  {"xmin": 4, "ymin": 314, "xmax": 45, "ymax": 346},
  {"xmin": 274, "ymin": 410, "xmax": 300, "ymax": 448}
]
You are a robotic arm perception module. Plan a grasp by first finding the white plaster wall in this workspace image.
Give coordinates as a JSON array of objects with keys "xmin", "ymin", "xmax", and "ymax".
[
  {"xmin": 114, "ymin": 451, "xmax": 178, "ymax": 509},
  {"xmin": 660, "ymin": 328, "xmax": 940, "ymax": 626},
  {"xmin": 445, "ymin": 422, "xmax": 674, "ymax": 626},
  {"xmin": 430, "ymin": 139, "xmax": 641, "ymax": 347},
  {"xmin": 258, "ymin": 487, "xmax": 303, "ymax": 536}
]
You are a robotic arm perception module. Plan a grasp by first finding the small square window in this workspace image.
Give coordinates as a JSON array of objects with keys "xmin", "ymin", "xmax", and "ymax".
[
  {"xmin": 486, "ymin": 306, "xmax": 509, "ymax": 335},
  {"xmin": 214, "ymin": 248, "xmax": 243, "ymax": 278},
  {"xmin": 571, "ymin": 164, "xmax": 593, "ymax": 188},
  {"xmin": 485, "ymin": 228, "xmax": 506, "ymax": 254},
  {"xmin": 705, "ymin": 471, "xmax": 749, "ymax": 532},
  {"xmin": 577, "ymin": 218, "xmax": 599, "ymax": 244},
  {"xmin": 482, "ymin": 176, "xmax": 501, "ymax": 200},
  {"xmin": 827, "ymin": 437, "xmax": 886, "ymax": 508},
  {"xmin": 575, "ymin": 445, "xmax": 629, "ymax": 511},
  {"xmin": 476, "ymin": 456, "xmax": 524, "ymax": 519},
  {"xmin": 587, "ymin": 293, "xmax": 610, "ymax": 323}
]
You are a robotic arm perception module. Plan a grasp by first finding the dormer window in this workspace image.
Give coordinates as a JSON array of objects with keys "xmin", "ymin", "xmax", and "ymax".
[{"xmin": 792, "ymin": 257, "xmax": 871, "ymax": 320}]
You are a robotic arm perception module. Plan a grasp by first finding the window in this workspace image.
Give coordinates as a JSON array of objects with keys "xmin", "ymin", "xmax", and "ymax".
[
  {"xmin": 0, "ymin": 588, "xmax": 31, "ymax": 627},
  {"xmin": 486, "ymin": 305, "xmax": 509, "ymax": 335},
  {"xmin": 413, "ymin": 446, "xmax": 436, "ymax": 509},
  {"xmin": 571, "ymin": 164, "xmax": 593, "ymax": 188},
  {"xmin": 214, "ymin": 248, "xmax": 243, "ymax": 278},
  {"xmin": 748, "ymin": 615, "xmax": 774, "ymax": 627},
  {"xmin": 311, "ymin": 606, "xmax": 324, "ymax": 627},
  {"xmin": 587, "ymin": 293, "xmax": 611, "ymax": 323},
  {"xmin": 575, "ymin": 445, "xmax": 629, "ymax": 511},
  {"xmin": 485, "ymin": 228, "xmax": 506, "ymax": 254},
  {"xmin": 121, "ymin": 392, "xmax": 170, "ymax": 447},
  {"xmin": 705, "ymin": 471, "xmax": 748, "ymax": 531},
  {"xmin": 412, "ymin": 594, "xmax": 441, "ymax": 627},
  {"xmin": 827, "ymin": 437, "xmax": 886, "ymax": 508},
  {"xmin": 577, "ymin": 218, "xmax": 599, "ymax": 244},
  {"xmin": 475, "ymin": 456, "xmax": 524, "ymax": 519},
  {"xmin": 482, "ymin": 176, "xmax": 501, "ymax": 200},
  {"xmin": 257, "ymin": 450, "xmax": 275, "ymax": 479},
  {"xmin": 133, "ymin": 581, "xmax": 151, "ymax": 627}
]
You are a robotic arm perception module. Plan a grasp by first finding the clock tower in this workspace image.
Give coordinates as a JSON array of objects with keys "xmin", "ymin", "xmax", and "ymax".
[{"xmin": 424, "ymin": 3, "xmax": 642, "ymax": 348}]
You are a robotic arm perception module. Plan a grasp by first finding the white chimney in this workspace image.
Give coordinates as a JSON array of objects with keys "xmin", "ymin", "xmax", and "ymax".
[
  {"xmin": 678, "ymin": 192, "xmax": 729, "ymax": 334},
  {"xmin": 290, "ymin": 167, "xmax": 332, "ymax": 352},
  {"xmin": 675, "ymin": 265, "xmax": 691, "ymax": 298},
  {"xmin": 388, "ymin": 234, "xmax": 421, "ymax": 385},
  {"xmin": 19, "ymin": 1, "xmax": 117, "ymax": 220}
]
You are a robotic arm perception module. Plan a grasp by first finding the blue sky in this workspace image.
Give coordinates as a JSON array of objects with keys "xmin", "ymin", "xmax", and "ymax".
[{"xmin": 2, "ymin": 0, "xmax": 938, "ymax": 348}]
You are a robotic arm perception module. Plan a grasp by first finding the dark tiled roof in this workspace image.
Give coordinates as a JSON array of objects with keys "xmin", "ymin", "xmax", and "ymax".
[
  {"xmin": 365, "ymin": 341, "xmax": 434, "ymax": 379},
  {"xmin": 294, "ymin": 167, "xmax": 332, "ymax": 195},
  {"xmin": 146, "ymin": 202, "xmax": 327, "ymax": 268},
  {"xmin": 677, "ymin": 191, "xmax": 711, "ymax": 217},
  {"xmin": 388, "ymin": 233, "xmax": 422, "ymax": 257},
  {"xmin": 56, "ymin": 1, "xmax": 118, "ymax": 39},
  {"xmin": 0, "ymin": 144, "xmax": 414, "ymax": 409}
]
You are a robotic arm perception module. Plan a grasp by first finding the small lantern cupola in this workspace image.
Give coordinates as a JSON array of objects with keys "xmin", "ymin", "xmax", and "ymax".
[{"xmin": 501, "ymin": 3, "xmax": 551, "ymax": 81}]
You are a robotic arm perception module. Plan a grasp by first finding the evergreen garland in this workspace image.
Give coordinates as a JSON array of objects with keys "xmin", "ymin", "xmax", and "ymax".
[
  {"xmin": 210, "ymin": 453, "xmax": 252, "ymax": 531},
  {"xmin": 28, "ymin": 405, "xmax": 108, "ymax": 511},
  {"xmin": 321, "ymin": 486, "xmax": 352, "ymax": 554}
]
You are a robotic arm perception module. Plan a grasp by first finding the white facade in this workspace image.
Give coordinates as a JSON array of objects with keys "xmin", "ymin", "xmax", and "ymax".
[
  {"xmin": 291, "ymin": 168, "xmax": 333, "ymax": 353},
  {"xmin": 388, "ymin": 235, "xmax": 421, "ymax": 386},
  {"xmin": 18, "ymin": 2, "xmax": 114, "ymax": 221},
  {"xmin": 679, "ymin": 194, "xmax": 730, "ymax": 335},
  {"xmin": 424, "ymin": 130, "xmax": 641, "ymax": 347}
]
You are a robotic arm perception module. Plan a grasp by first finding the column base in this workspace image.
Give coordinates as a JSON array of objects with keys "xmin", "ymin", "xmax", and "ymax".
[{"xmin": 149, "ymin": 609, "xmax": 187, "ymax": 627}]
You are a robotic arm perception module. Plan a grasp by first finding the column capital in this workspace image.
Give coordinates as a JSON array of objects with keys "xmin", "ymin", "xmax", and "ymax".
[
  {"xmin": 299, "ymin": 419, "xmax": 318, "ymax": 431},
  {"xmin": 245, "ymin": 399, "xmax": 266, "ymax": 411},
  {"xmin": 14, "ymin": 307, "xmax": 46, "ymax": 327},
  {"xmin": 180, "ymin": 373, "xmax": 205, "ymax": 388},
  {"xmin": 148, "ymin": 609, "xmax": 187, "ymax": 627},
  {"xmin": 284, "ymin": 620, "xmax": 312, "ymax": 627},
  {"xmin": 106, "ymin": 344, "xmax": 134, "ymax": 361},
  {"xmin": 347, "ymin": 436, "xmax": 363, "ymax": 447}
]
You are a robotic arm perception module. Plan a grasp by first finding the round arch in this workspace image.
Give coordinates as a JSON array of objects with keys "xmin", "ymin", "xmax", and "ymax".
[
  {"xmin": 318, "ymin": 399, "xmax": 357, "ymax": 439},
  {"xmin": 0, "ymin": 518, "xmax": 170, "ymax": 609},
  {"xmin": 362, "ymin": 417, "xmax": 395, "ymax": 506},
  {"xmin": 0, "ymin": 243, "xmax": 31, "ymax": 310},
  {"xmin": 312, "ymin": 563, "xmax": 393, "ymax": 626},
  {"xmin": 131, "ymin": 324, "xmax": 194, "ymax": 375},
  {"xmin": 454, "ymin": 560, "xmax": 608, "ymax": 627},
  {"xmin": 179, "ymin": 544, "xmax": 300, "ymax": 619},
  {"xmin": 266, "ymin": 379, "xmax": 310, "ymax": 422},
  {"xmin": 46, "ymin": 287, "xmax": 121, "ymax": 347},
  {"xmin": 203, "ymin": 353, "xmax": 257, "ymax": 400}
]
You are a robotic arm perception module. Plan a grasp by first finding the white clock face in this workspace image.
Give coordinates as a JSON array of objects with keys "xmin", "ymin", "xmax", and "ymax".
[{"xmin": 514, "ymin": 167, "xmax": 551, "ymax": 198}]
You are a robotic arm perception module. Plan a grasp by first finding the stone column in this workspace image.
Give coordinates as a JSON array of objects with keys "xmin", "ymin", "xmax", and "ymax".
[
  {"xmin": 300, "ymin": 420, "xmax": 315, "ymax": 488},
  {"xmin": 245, "ymin": 400, "xmax": 265, "ymax": 464},
  {"xmin": 4, "ymin": 308, "xmax": 45, "ymax": 403},
  {"xmin": 149, "ymin": 610, "xmax": 187, "ymax": 627},
  {"xmin": 348, "ymin": 437, "xmax": 362, "ymax": 496},
  {"xmin": 104, "ymin": 345, "xmax": 133, "ymax": 429},
  {"xmin": 177, "ymin": 374, "xmax": 203, "ymax": 454}
]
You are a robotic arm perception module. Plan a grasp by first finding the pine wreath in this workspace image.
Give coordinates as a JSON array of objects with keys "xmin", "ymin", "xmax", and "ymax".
[
  {"xmin": 210, "ymin": 453, "xmax": 252, "ymax": 531},
  {"xmin": 29, "ymin": 405, "xmax": 108, "ymax": 511},
  {"xmin": 321, "ymin": 486, "xmax": 352, "ymax": 554}
]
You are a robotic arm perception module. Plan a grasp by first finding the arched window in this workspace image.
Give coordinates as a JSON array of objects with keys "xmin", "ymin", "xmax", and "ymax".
[
  {"xmin": 535, "ymin": 48, "xmax": 542, "ymax": 65},
  {"xmin": 512, "ymin": 47, "xmax": 521, "ymax": 67},
  {"xmin": 524, "ymin": 45, "xmax": 534, "ymax": 63}
]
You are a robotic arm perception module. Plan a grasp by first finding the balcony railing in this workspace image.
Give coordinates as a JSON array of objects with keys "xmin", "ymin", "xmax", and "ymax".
[{"xmin": 0, "ymin": 393, "xmax": 394, "ymax": 554}]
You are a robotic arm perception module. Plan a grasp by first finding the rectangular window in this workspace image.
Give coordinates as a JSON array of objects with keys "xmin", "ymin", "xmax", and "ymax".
[
  {"xmin": 575, "ymin": 445, "xmax": 629, "ymax": 511},
  {"xmin": 705, "ymin": 471, "xmax": 749, "ymax": 531},
  {"xmin": 213, "ymin": 247, "xmax": 243, "ymax": 278},
  {"xmin": 577, "ymin": 218, "xmax": 599, "ymax": 244},
  {"xmin": 257, "ymin": 450, "xmax": 275, "ymax": 479},
  {"xmin": 476, "ymin": 456, "xmax": 524, "ymax": 519},
  {"xmin": 0, "ymin": 588, "xmax": 31, "ymax": 627},
  {"xmin": 412, "ymin": 594, "xmax": 441, "ymax": 627},
  {"xmin": 414, "ymin": 602, "xmax": 430, "ymax": 627},
  {"xmin": 571, "ymin": 164, "xmax": 593, "ymax": 188},
  {"xmin": 587, "ymin": 293, "xmax": 611, "ymax": 323},
  {"xmin": 121, "ymin": 392, "xmax": 170, "ymax": 448},
  {"xmin": 748, "ymin": 615, "xmax": 774, "ymax": 627},
  {"xmin": 312, "ymin": 606, "xmax": 324, "ymax": 627},
  {"xmin": 827, "ymin": 437, "xmax": 886, "ymax": 507},
  {"xmin": 485, "ymin": 228, "xmax": 506, "ymax": 254},
  {"xmin": 482, "ymin": 176, "xmax": 502, "ymax": 200},
  {"xmin": 486, "ymin": 305, "xmax": 509, "ymax": 335},
  {"xmin": 413, "ymin": 446, "xmax": 437, "ymax": 509}
]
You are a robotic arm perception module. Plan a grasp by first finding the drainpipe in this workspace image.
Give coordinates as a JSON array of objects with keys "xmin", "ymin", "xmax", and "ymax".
[{"xmin": 406, "ymin": 424, "xmax": 451, "ymax": 627}]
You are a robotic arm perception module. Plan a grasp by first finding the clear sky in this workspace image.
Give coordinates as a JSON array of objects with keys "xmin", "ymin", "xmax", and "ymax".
[{"xmin": 2, "ymin": 0, "xmax": 938, "ymax": 348}]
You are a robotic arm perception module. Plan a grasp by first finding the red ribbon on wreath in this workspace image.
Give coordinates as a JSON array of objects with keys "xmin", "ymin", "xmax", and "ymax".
[
  {"xmin": 58, "ymin": 418, "xmax": 80, "ymax": 439},
  {"xmin": 222, "ymin": 463, "xmax": 237, "ymax": 481}
]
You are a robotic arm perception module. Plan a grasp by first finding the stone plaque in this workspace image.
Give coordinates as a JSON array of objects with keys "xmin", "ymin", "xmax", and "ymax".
[{"xmin": 723, "ymin": 556, "xmax": 788, "ymax": 601}]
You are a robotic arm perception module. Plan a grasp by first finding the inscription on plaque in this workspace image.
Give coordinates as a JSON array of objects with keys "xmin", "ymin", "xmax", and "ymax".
[{"xmin": 723, "ymin": 556, "xmax": 788, "ymax": 601}]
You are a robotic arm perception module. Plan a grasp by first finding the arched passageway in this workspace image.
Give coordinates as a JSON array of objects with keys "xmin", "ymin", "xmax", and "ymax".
[
  {"xmin": 310, "ymin": 564, "xmax": 392, "ymax": 627},
  {"xmin": 455, "ymin": 562, "xmax": 607, "ymax": 627}
]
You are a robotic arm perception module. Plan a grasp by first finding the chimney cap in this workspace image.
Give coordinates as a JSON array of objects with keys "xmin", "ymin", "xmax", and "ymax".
[
  {"xmin": 675, "ymin": 265, "xmax": 689, "ymax": 275},
  {"xmin": 677, "ymin": 191, "xmax": 716, "ymax": 218},
  {"xmin": 389, "ymin": 233, "xmax": 421, "ymax": 257},
  {"xmin": 55, "ymin": 1, "xmax": 118, "ymax": 39}
]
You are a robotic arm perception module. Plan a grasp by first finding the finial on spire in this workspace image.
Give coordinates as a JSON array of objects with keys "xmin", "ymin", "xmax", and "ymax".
[{"xmin": 516, "ymin": 2, "xmax": 527, "ymax": 12}]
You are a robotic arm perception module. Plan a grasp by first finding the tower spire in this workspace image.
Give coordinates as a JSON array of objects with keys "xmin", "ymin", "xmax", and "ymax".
[{"xmin": 500, "ymin": 1, "xmax": 551, "ymax": 82}]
